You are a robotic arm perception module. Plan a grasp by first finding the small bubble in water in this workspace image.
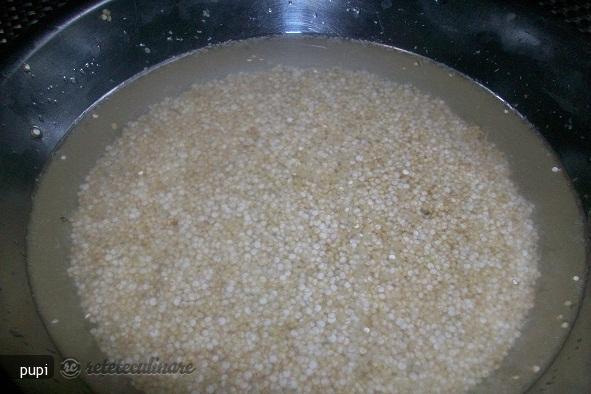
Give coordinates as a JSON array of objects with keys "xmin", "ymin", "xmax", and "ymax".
[
  {"xmin": 69, "ymin": 76, "xmax": 77, "ymax": 84},
  {"xmin": 268, "ymin": 7, "xmax": 273, "ymax": 13},
  {"xmin": 23, "ymin": 64, "xmax": 31, "ymax": 72},
  {"xmin": 31, "ymin": 126, "xmax": 42, "ymax": 139},
  {"xmin": 313, "ymin": 12, "xmax": 318, "ymax": 18}
]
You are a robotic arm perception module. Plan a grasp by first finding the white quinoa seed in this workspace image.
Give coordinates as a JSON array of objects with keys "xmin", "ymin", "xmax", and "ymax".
[
  {"xmin": 69, "ymin": 66, "xmax": 539, "ymax": 393},
  {"xmin": 100, "ymin": 8, "xmax": 112, "ymax": 22}
]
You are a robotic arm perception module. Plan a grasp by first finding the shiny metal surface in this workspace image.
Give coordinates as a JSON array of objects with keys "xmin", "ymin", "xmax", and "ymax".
[{"xmin": 0, "ymin": 1, "xmax": 590, "ymax": 393}]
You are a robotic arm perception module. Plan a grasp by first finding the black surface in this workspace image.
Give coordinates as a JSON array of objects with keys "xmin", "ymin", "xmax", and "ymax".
[
  {"xmin": 539, "ymin": 0, "xmax": 591, "ymax": 33},
  {"xmin": 0, "ymin": 0, "xmax": 82, "ymax": 49},
  {"xmin": 1, "ymin": 0, "xmax": 590, "ymax": 57},
  {"xmin": 0, "ymin": 369, "xmax": 22, "ymax": 393}
]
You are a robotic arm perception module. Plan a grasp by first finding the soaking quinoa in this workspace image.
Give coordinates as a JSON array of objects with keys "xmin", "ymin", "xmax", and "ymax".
[{"xmin": 69, "ymin": 66, "xmax": 539, "ymax": 393}]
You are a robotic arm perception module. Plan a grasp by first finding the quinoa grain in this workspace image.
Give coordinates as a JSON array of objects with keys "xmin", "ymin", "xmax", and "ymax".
[{"xmin": 69, "ymin": 67, "xmax": 539, "ymax": 393}]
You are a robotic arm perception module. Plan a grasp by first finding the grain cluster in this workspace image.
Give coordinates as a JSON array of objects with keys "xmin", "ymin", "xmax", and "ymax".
[{"xmin": 69, "ymin": 66, "xmax": 539, "ymax": 393}]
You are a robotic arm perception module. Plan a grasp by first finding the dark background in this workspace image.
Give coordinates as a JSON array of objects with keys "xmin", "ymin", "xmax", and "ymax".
[{"xmin": 0, "ymin": 0, "xmax": 591, "ymax": 57}]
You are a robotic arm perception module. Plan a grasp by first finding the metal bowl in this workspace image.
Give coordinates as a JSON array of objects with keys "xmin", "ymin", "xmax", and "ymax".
[{"xmin": 1, "ymin": 1, "xmax": 589, "ymax": 392}]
